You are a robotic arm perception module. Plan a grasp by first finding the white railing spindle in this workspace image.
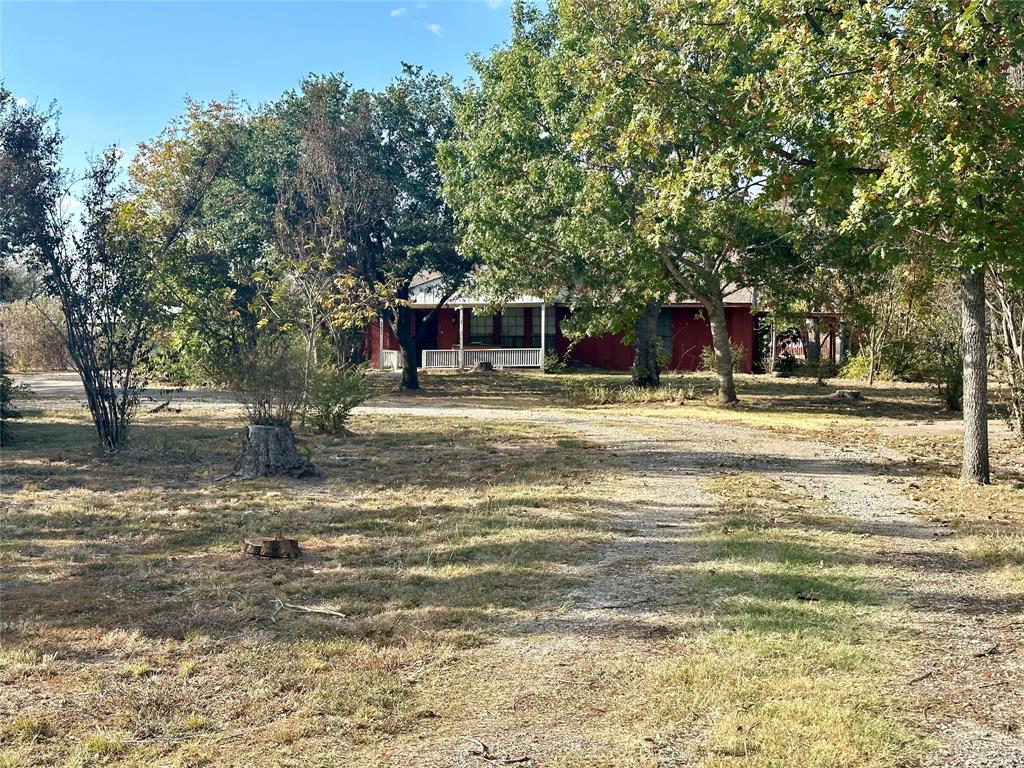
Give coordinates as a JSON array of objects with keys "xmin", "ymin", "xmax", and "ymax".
[{"xmin": 420, "ymin": 348, "xmax": 541, "ymax": 369}]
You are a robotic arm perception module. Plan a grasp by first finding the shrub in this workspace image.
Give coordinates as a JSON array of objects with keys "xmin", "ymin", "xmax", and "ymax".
[
  {"xmin": 304, "ymin": 365, "xmax": 374, "ymax": 433},
  {"xmin": 542, "ymin": 351, "xmax": 567, "ymax": 374},
  {"xmin": 147, "ymin": 327, "xmax": 211, "ymax": 386},
  {"xmin": 774, "ymin": 351, "xmax": 798, "ymax": 373},
  {"xmin": 212, "ymin": 334, "xmax": 308, "ymax": 427},
  {"xmin": 0, "ymin": 299, "xmax": 70, "ymax": 371},
  {"xmin": 839, "ymin": 352, "xmax": 893, "ymax": 381},
  {"xmin": 0, "ymin": 350, "xmax": 20, "ymax": 444},
  {"xmin": 699, "ymin": 341, "xmax": 746, "ymax": 374}
]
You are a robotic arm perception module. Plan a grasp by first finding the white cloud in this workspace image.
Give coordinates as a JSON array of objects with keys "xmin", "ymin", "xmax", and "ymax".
[
  {"xmin": 15, "ymin": 96, "xmax": 28, "ymax": 107},
  {"xmin": 416, "ymin": 3, "xmax": 427, "ymax": 9},
  {"xmin": 390, "ymin": 7, "xmax": 406, "ymax": 16},
  {"xmin": 485, "ymin": 0, "xmax": 504, "ymax": 7},
  {"xmin": 426, "ymin": 22, "xmax": 443, "ymax": 37}
]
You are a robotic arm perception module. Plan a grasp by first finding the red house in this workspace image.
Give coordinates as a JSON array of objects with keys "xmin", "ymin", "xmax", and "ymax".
[{"xmin": 369, "ymin": 275, "xmax": 755, "ymax": 373}]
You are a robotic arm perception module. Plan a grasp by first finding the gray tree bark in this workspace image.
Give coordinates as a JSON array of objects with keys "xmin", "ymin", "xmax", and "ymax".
[
  {"xmin": 238, "ymin": 425, "xmax": 322, "ymax": 480},
  {"xmin": 632, "ymin": 299, "xmax": 662, "ymax": 387},
  {"xmin": 959, "ymin": 266, "xmax": 990, "ymax": 484},
  {"xmin": 390, "ymin": 303, "xmax": 421, "ymax": 391},
  {"xmin": 706, "ymin": 292, "xmax": 738, "ymax": 405}
]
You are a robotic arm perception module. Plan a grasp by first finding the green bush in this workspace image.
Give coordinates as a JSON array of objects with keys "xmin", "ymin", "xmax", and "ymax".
[
  {"xmin": 147, "ymin": 327, "xmax": 212, "ymax": 386},
  {"xmin": 0, "ymin": 350, "xmax": 21, "ymax": 444},
  {"xmin": 304, "ymin": 365, "xmax": 374, "ymax": 434},
  {"xmin": 543, "ymin": 351, "xmax": 567, "ymax": 374},
  {"xmin": 699, "ymin": 341, "xmax": 746, "ymax": 374},
  {"xmin": 839, "ymin": 352, "xmax": 893, "ymax": 381}
]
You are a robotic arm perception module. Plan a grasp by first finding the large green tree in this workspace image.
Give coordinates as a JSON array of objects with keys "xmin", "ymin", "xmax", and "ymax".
[
  {"xmin": 2, "ymin": 88, "xmax": 221, "ymax": 451},
  {"xmin": 442, "ymin": 2, "xmax": 796, "ymax": 400},
  {"xmin": 0, "ymin": 85, "xmax": 61, "ymax": 301},
  {"xmin": 132, "ymin": 100, "xmax": 296, "ymax": 389},
  {"xmin": 441, "ymin": 6, "xmax": 671, "ymax": 386},
  {"xmin": 270, "ymin": 68, "xmax": 471, "ymax": 390},
  {"xmin": 744, "ymin": 0, "xmax": 1024, "ymax": 482}
]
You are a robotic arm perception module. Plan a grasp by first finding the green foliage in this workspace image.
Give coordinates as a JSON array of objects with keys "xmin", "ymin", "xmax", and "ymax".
[
  {"xmin": 0, "ymin": 348, "xmax": 20, "ymax": 444},
  {"xmin": 839, "ymin": 354, "xmax": 886, "ymax": 382},
  {"xmin": 440, "ymin": 2, "xmax": 800, "ymax": 403},
  {"xmin": 751, "ymin": 1, "xmax": 1024, "ymax": 276},
  {"xmin": 304, "ymin": 365, "xmax": 375, "ymax": 434},
  {"xmin": 217, "ymin": 332, "xmax": 307, "ymax": 427},
  {"xmin": 146, "ymin": 326, "xmax": 213, "ymax": 386},
  {"xmin": 700, "ymin": 342, "xmax": 747, "ymax": 375},
  {"xmin": 542, "ymin": 351, "xmax": 567, "ymax": 374}
]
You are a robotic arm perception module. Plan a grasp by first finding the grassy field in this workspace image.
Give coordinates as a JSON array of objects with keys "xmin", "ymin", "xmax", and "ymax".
[{"xmin": 1, "ymin": 371, "xmax": 1021, "ymax": 766}]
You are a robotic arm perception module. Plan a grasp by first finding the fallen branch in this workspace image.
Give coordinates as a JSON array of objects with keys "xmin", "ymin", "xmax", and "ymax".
[
  {"xmin": 908, "ymin": 670, "xmax": 934, "ymax": 684},
  {"xmin": 275, "ymin": 599, "xmax": 347, "ymax": 620},
  {"xmin": 979, "ymin": 680, "xmax": 1009, "ymax": 689},
  {"xmin": 597, "ymin": 597, "xmax": 653, "ymax": 610},
  {"xmin": 464, "ymin": 737, "xmax": 533, "ymax": 765}
]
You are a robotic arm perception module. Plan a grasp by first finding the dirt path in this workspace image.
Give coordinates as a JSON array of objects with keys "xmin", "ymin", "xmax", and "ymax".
[{"xmin": 363, "ymin": 399, "xmax": 1023, "ymax": 767}]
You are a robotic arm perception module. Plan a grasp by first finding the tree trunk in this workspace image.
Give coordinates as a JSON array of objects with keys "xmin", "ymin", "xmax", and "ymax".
[
  {"xmin": 706, "ymin": 293, "xmax": 738, "ymax": 405},
  {"xmin": 237, "ymin": 424, "xmax": 322, "ymax": 480},
  {"xmin": 393, "ymin": 305, "xmax": 420, "ymax": 390},
  {"xmin": 399, "ymin": 338, "xmax": 419, "ymax": 390},
  {"xmin": 632, "ymin": 300, "xmax": 661, "ymax": 387},
  {"xmin": 960, "ymin": 267, "xmax": 990, "ymax": 484}
]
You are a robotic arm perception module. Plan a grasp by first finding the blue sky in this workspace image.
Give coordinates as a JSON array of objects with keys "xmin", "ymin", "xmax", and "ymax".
[{"xmin": 0, "ymin": 0, "xmax": 514, "ymax": 172}]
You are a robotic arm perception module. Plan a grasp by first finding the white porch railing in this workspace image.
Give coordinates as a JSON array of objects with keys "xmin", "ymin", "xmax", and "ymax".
[
  {"xmin": 421, "ymin": 348, "xmax": 542, "ymax": 369},
  {"xmin": 380, "ymin": 349, "xmax": 401, "ymax": 370}
]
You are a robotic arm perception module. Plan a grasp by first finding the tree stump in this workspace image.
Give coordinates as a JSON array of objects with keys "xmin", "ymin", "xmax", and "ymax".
[
  {"xmin": 243, "ymin": 535, "xmax": 301, "ymax": 558},
  {"xmin": 472, "ymin": 361, "xmax": 494, "ymax": 372},
  {"xmin": 237, "ymin": 424, "xmax": 323, "ymax": 480}
]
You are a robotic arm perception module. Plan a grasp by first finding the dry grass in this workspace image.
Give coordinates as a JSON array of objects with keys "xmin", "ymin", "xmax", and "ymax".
[
  {"xmin": 1, "ymin": 403, "xmax": 616, "ymax": 766},
  {"xmin": 593, "ymin": 472, "xmax": 924, "ymax": 768},
  {"xmin": 1, "ymin": 373, "xmax": 1020, "ymax": 766}
]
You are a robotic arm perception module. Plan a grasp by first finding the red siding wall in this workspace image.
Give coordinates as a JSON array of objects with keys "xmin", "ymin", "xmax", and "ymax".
[
  {"xmin": 569, "ymin": 332, "xmax": 635, "ymax": 371},
  {"xmin": 671, "ymin": 308, "xmax": 714, "ymax": 371},
  {"xmin": 369, "ymin": 304, "xmax": 754, "ymax": 373},
  {"xmin": 726, "ymin": 306, "xmax": 754, "ymax": 373},
  {"xmin": 566, "ymin": 306, "xmax": 753, "ymax": 373},
  {"xmin": 436, "ymin": 308, "xmax": 461, "ymax": 349},
  {"xmin": 367, "ymin": 321, "xmax": 400, "ymax": 367}
]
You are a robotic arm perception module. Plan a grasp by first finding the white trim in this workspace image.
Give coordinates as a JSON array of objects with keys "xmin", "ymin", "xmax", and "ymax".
[
  {"xmin": 539, "ymin": 304, "xmax": 547, "ymax": 365},
  {"xmin": 422, "ymin": 348, "xmax": 542, "ymax": 369},
  {"xmin": 458, "ymin": 306, "xmax": 465, "ymax": 369}
]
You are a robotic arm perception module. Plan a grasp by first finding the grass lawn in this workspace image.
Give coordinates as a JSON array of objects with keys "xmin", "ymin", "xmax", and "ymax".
[{"xmin": 1, "ymin": 371, "xmax": 1020, "ymax": 766}]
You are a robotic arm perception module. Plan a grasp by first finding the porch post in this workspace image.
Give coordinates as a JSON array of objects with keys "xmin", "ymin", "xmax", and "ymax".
[
  {"xmin": 540, "ymin": 303, "xmax": 547, "ymax": 367},
  {"xmin": 458, "ymin": 306, "xmax": 465, "ymax": 369},
  {"xmin": 378, "ymin": 317, "xmax": 384, "ymax": 369}
]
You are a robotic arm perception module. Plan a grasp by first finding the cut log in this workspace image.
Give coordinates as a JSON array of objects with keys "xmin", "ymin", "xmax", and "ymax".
[
  {"xmin": 243, "ymin": 536, "xmax": 302, "ymax": 558},
  {"xmin": 237, "ymin": 424, "xmax": 323, "ymax": 480}
]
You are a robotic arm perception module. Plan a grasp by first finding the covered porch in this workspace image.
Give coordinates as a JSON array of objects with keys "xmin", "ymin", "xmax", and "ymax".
[
  {"xmin": 376, "ymin": 297, "xmax": 557, "ymax": 371},
  {"xmin": 421, "ymin": 300, "xmax": 552, "ymax": 369}
]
